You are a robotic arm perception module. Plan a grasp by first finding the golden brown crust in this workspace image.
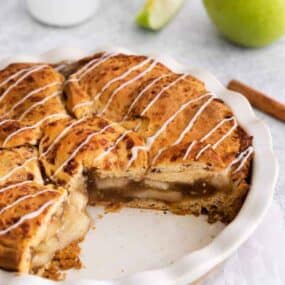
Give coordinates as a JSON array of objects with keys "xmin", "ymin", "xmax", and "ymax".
[
  {"xmin": 0, "ymin": 146, "xmax": 42, "ymax": 187},
  {"xmin": 0, "ymin": 182, "xmax": 66, "ymax": 272},
  {"xmin": 64, "ymin": 52, "xmax": 171, "ymax": 120},
  {"xmin": 0, "ymin": 63, "xmax": 68, "ymax": 147}
]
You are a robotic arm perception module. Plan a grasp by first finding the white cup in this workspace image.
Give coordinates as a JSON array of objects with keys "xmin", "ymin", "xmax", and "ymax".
[{"xmin": 26, "ymin": 0, "xmax": 99, "ymax": 27}]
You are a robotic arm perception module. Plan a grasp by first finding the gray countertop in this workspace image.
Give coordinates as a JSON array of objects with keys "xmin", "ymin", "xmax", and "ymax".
[{"xmin": 0, "ymin": 0, "xmax": 284, "ymax": 211}]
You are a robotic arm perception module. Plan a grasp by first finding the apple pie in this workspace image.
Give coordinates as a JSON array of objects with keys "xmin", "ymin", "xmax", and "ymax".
[{"xmin": 0, "ymin": 51, "xmax": 253, "ymax": 276}]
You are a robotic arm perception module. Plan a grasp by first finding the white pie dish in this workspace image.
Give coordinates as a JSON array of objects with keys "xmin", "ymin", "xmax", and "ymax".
[{"xmin": 0, "ymin": 47, "xmax": 278, "ymax": 285}]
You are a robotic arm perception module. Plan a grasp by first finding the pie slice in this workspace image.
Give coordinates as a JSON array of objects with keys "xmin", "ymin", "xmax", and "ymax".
[
  {"xmin": 0, "ymin": 146, "xmax": 42, "ymax": 187},
  {"xmin": 0, "ymin": 63, "xmax": 69, "ymax": 148},
  {"xmin": 39, "ymin": 116, "xmax": 148, "ymax": 190},
  {"xmin": 0, "ymin": 147, "xmax": 89, "ymax": 274},
  {"xmin": 64, "ymin": 52, "xmax": 172, "ymax": 121}
]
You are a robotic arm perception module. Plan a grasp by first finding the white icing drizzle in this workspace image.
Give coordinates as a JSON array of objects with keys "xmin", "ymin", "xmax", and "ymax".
[
  {"xmin": 141, "ymin": 74, "xmax": 187, "ymax": 116},
  {"xmin": 63, "ymin": 53, "xmax": 112, "ymax": 86},
  {"xmin": 77, "ymin": 52, "xmax": 117, "ymax": 80},
  {"xmin": 123, "ymin": 74, "xmax": 171, "ymax": 120},
  {"xmin": 94, "ymin": 130, "xmax": 132, "ymax": 163},
  {"xmin": 64, "ymin": 78, "xmax": 78, "ymax": 85},
  {"xmin": 0, "ymin": 65, "xmax": 48, "ymax": 104},
  {"xmin": 200, "ymin": 117, "xmax": 235, "ymax": 142},
  {"xmin": 99, "ymin": 60, "xmax": 157, "ymax": 115},
  {"xmin": 2, "ymin": 113, "xmax": 68, "ymax": 147},
  {"xmin": 230, "ymin": 146, "xmax": 254, "ymax": 174},
  {"xmin": 6, "ymin": 81, "xmax": 61, "ymax": 117},
  {"xmin": 94, "ymin": 58, "xmax": 152, "ymax": 101},
  {"xmin": 183, "ymin": 141, "xmax": 197, "ymax": 160},
  {"xmin": 134, "ymin": 121, "xmax": 142, "ymax": 132},
  {"xmin": 0, "ymin": 157, "xmax": 37, "ymax": 183},
  {"xmin": 41, "ymin": 116, "xmax": 88, "ymax": 157},
  {"xmin": 195, "ymin": 144, "xmax": 211, "ymax": 160},
  {"xmin": 52, "ymin": 123, "xmax": 116, "ymax": 178},
  {"xmin": 75, "ymin": 55, "xmax": 105, "ymax": 78},
  {"xmin": 0, "ymin": 66, "xmax": 34, "ymax": 89},
  {"xmin": 151, "ymin": 147, "xmax": 167, "ymax": 165},
  {"xmin": 173, "ymin": 94, "xmax": 215, "ymax": 146},
  {"xmin": 0, "ymin": 189, "xmax": 59, "ymax": 216},
  {"xmin": 19, "ymin": 91, "xmax": 62, "ymax": 120},
  {"xmin": 64, "ymin": 53, "xmax": 107, "ymax": 84},
  {"xmin": 0, "ymin": 119, "xmax": 17, "ymax": 127},
  {"xmin": 191, "ymin": 116, "xmax": 238, "ymax": 160},
  {"xmin": 0, "ymin": 199, "xmax": 56, "ymax": 236},
  {"xmin": 72, "ymin": 100, "xmax": 93, "ymax": 112},
  {"xmin": 55, "ymin": 64, "xmax": 67, "ymax": 72},
  {"xmin": 212, "ymin": 118, "xmax": 238, "ymax": 149},
  {"xmin": 126, "ymin": 93, "xmax": 212, "ymax": 169},
  {"xmin": 0, "ymin": 181, "xmax": 34, "ymax": 194}
]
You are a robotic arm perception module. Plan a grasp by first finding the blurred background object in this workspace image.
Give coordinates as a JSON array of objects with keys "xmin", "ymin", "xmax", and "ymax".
[
  {"xmin": 26, "ymin": 0, "xmax": 99, "ymax": 27},
  {"xmin": 135, "ymin": 0, "xmax": 285, "ymax": 47},
  {"xmin": 203, "ymin": 0, "xmax": 285, "ymax": 47},
  {"xmin": 136, "ymin": 0, "xmax": 185, "ymax": 30}
]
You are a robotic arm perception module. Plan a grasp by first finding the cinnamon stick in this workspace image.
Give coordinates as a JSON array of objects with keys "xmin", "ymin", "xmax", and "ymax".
[{"xmin": 227, "ymin": 80, "xmax": 285, "ymax": 122}]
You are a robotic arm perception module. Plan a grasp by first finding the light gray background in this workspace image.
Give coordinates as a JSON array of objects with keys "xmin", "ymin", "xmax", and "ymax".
[{"xmin": 0, "ymin": 1, "xmax": 284, "ymax": 221}]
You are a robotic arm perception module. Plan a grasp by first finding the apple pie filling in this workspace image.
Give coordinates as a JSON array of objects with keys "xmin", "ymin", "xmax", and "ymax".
[
  {"xmin": 87, "ymin": 174, "xmax": 224, "ymax": 204},
  {"xmin": 30, "ymin": 191, "xmax": 89, "ymax": 273}
]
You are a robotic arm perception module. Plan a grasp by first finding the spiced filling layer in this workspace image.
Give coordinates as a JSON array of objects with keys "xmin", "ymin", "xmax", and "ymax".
[{"xmin": 87, "ymin": 175, "xmax": 226, "ymax": 204}]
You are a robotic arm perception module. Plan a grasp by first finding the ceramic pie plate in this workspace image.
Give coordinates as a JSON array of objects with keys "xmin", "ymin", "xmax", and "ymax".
[{"xmin": 0, "ymin": 47, "xmax": 278, "ymax": 285}]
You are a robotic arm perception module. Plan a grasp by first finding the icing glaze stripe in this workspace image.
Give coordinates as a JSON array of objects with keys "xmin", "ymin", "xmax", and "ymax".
[
  {"xmin": 126, "ymin": 93, "xmax": 212, "ymax": 169},
  {"xmin": 52, "ymin": 123, "xmax": 117, "ymax": 178},
  {"xmin": 195, "ymin": 144, "xmax": 211, "ymax": 160},
  {"xmin": 151, "ymin": 147, "xmax": 167, "ymax": 165},
  {"xmin": 151, "ymin": 94, "xmax": 215, "ymax": 163},
  {"xmin": 0, "ymin": 199, "xmax": 57, "ymax": 236},
  {"xmin": 0, "ymin": 181, "xmax": 34, "ymax": 194},
  {"xmin": 183, "ymin": 141, "xmax": 197, "ymax": 161},
  {"xmin": 77, "ymin": 52, "xmax": 117, "ymax": 80},
  {"xmin": 200, "ymin": 117, "xmax": 235, "ymax": 143},
  {"xmin": 0, "ymin": 157, "xmax": 37, "ymax": 183},
  {"xmin": 0, "ymin": 119, "xmax": 18, "ymax": 127},
  {"xmin": 6, "ymin": 81, "xmax": 61, "ymax": 117},
  {"xmin": 0, "ymin": 189, "xmax": 59, "ymax": 216},
  {"xmin": 94, "ymin": 58, "xmax": 152, "ymax": 101},
  {"xmin": 65, "ymin": 53, "xmax": 107, "ymax": 82},
  {"xmin": 0, "ymin": 65, "xmax": 48, "ymax": 103},
  {"xmin": 99, "ymin": 59, "xmax": 157, "ymax": 115},
  {"xmin": 173, "ymin": 94, "xmax": 215, "ymax": 146},
  {"xmin": 2, "ymin": 113, "xmax": 69, "ymax": 147},
  {"xmin": 141, "ymin": 74, "xmax": 187, "ymax": 116},
  {"xmin": 41, "ymin": 116, "xmax": 89, "ymax": 157},
  {"xmin": 94, "ymin": 130, "xmax": 132, "ymax": 162},
  {"xmin": 75, "ymin": 53, "xmax": 106, "ymax": 77},
  {"xmin": 0, "ymin": 66, "xmax": 33, "ymax": 88},
  {"xmin": 72, "ymin": 100, "xmax": 93, "ymax": 112},
  {"xmin": 63, "ymin": 52, "xmax": 114, "ymax": 86},
  {"xmin": 212, "ymin": 119, "xmax": 238, "ymax": 149},
  {"xmin": 230, "ymin": 146, "xmax": 254, "ymax": 174},
  {"xmin": 19, "ymin": 91, "xmax": 62, "ymax": 120},
  {"xmin": 123, "ymin": 73, "xmax": 171, "ymax": 120},
  {"xmin": 191, "ymin": 117, "xmax": 238, "ymax": 160}
]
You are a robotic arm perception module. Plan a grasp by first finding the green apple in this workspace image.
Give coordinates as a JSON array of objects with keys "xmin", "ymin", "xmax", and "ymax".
[
  {"xmin": 203, "ymin": 0, "xmax": 285, "ymax": 47},
  {"xmin": 136, "ymin": 0, "xmax": 185, "ymax": 31}
]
